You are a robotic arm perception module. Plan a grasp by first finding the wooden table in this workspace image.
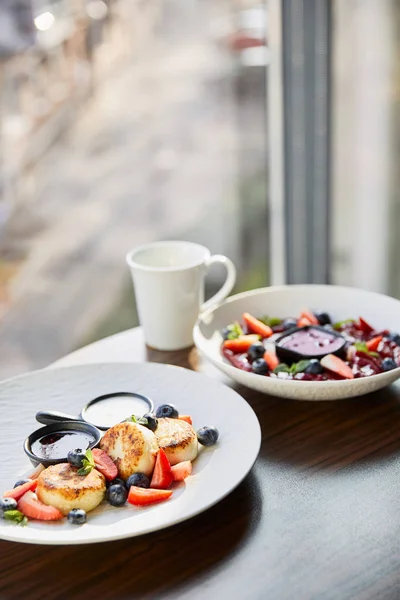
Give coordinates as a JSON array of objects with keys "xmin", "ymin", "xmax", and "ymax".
[{"xmin": 1, "ymin": 328, "xmax": 400, "ymax": 599}]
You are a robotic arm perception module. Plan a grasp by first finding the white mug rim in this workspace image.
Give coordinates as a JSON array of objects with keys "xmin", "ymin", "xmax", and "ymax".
[{"xmin": 126, "ymin": 240, "xmax": 211, "ymax": 273}]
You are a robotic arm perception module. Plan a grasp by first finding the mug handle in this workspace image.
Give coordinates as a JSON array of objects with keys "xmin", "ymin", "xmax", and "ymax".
[{"xmin": 201, "ymin": 255, "xmax": 236, "ymax": 313}]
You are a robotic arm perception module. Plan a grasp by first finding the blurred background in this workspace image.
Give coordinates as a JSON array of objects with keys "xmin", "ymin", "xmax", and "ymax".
[{"xmin": 0, "ymin": 0, "xmax": 398, "ymax": 379}]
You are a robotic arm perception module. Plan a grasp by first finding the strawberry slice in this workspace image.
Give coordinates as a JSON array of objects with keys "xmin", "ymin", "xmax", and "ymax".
[
  {"xmin": 299, "ymin": 310, "xmax": 319, "ymax": 325},
  {"xmin": 263, "ymin": 349, "xmax": 280, "ymax": 371},
  {"xmin": 171, "ymin": 461, "xmax": 192, "ymax": 482},
  {"xmin": 92, "ymin": 448, "xmax": 118, "ymax": 481},
  {"xmin": 3, "ymin": 479, "xmax": 38, "ymax": 500},
  {"xmin": 128, "ymin": 486, "xmax": 172, "ymax": 506},
  {"xmin": 150, "ymin": 448, "xmax": 173, "ymax": 489},
  {"xmin": 243, "ymin": 313, "xmax": 273, "ymax": 338},
  {"xmin": 18, "ymin": 491, "xmax": 63, "ymax": 521},
  {"xmin": 223, "ymin": 334, "xmax": 260, "ymax": 353},
  {"xmin": 28, "ymin": 463, "xmax": 45, "ymax": 479},
  {"xmin": 320, "ymin": 354, "xmax": 354, "ymax": 379},
  {"xmin": 366, "ymin": 335, "xmax": 383, "ymax": 352},
  {"xmin": 297, "ymin": 317, "xmax": 312, "ymax": 327},
  {"xmin": 358, "ymin": 317, "xmax": 374, "ymax": 334},
  {"xmin": 178, "ymin": 415, "xmax": 193, "ymax": 425}
]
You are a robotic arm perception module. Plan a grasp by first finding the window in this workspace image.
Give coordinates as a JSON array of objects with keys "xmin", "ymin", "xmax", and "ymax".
[{"xmin": 0, "ymin": 0, "xmax": 268, "ymax": 376}]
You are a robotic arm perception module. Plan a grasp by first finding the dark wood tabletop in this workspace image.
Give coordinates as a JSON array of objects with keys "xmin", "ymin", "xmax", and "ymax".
[{"xmin": 1, "ymin": 328, "xmax": 400, "ymax": 600}]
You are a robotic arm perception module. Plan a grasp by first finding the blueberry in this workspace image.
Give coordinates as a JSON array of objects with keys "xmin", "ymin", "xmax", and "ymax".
[
  {"xmin": 251, "ymin": 358, "xmax": 269, "ymax": 375},
  {"xmin": 13, "ymin": 478, "xmax": 30, "ymax": 488},
  {"xmin": 0, "ymin": 497, "xmax": 17, "ymax": 517},
  {"xmin": 142, "ymin": 412, "xmax": 158, "ymax": 431},
  {"xmin": 247, "ymin": 343, "xmax": 265, "ymax": 362},
  {"xmin": 283, "ymin": 318, "xmax": 297, "ymax": 330},
  {"xmin": 107, "ymin": 477, "xmax": 125, "ymax": 489},
  {"xmin": 387, "ymin": 333, "xmax": 400, "ymax": 346},
  {"xmin": 315, "ymin": 312, "xmax": 332, "ymax": 326},
  {"xmin": 106, "ymin": 484, "xmax": 128, "ymax": 507},
  {"xmin": 126, "ymin": 473, "xmax": 150, "ymax": 489},
  {"xmin": 305, "ymin": 359, "xmax": 324, "ymax": 375},
  {"xmin": 155, "ymin": 404, "xmax": 179, "ymax": 419},
  {"xmin": 67, "ymin": 448, "xmax": 86, "ymax": 468},
  {"xmin": 382, "ymin": 357, "xmax": 397, "ymax": 371},
  {"xmin": 197, "ymin": 426, "xmax": 219, "ymax": 446},
  {"xmin": 67, "ymin": 508, "xmax": 87, "ymax": 525}
]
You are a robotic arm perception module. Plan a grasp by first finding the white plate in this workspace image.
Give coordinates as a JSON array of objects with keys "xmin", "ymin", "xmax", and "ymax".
[
  {"xmin": 0, "ymin": 363, "xmax": 261, "ymax": 545},
  {"xmin": 193, "ymin": 284, "xmax": 400, "ymax": 401}
]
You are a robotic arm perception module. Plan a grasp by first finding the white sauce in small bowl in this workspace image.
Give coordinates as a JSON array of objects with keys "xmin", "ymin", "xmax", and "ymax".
[{"xmin": 83, "ymin": 395, "xmax": 151, "ymax": 429}]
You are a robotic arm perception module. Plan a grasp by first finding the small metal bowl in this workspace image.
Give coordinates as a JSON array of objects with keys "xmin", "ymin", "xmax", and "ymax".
[
  {"xmin": 24, "ymin": 421, "xmax": 102, "ymax": 468},
  {"xmin": 275, "ymin": 325, "xmax": 346, "ymax": 364}
]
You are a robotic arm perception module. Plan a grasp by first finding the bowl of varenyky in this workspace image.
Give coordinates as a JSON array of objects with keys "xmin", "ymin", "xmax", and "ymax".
[{"xmin": 193, "ymin": 284, "xmax": 400, "ymax": 400}]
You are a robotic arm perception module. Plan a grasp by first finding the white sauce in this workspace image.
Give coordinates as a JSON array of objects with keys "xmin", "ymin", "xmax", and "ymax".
[{"xmin": 84, "ymin": 395, "xmax": 150, "ymax": 428}]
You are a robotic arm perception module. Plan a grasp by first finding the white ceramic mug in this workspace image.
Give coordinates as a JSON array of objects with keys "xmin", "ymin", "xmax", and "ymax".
[{"xmin": 126, "ymin": 241, "xmax": 236, "ymax": 351}]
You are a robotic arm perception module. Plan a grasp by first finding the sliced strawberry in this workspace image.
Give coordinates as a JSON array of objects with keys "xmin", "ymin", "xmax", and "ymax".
[
  {"xmin": 223, "ymin": 334, "xmax": 260, "ymax": 353},
  {"xmin": 320, "ymin": 354, "xmax": 354, "ymax": 379},
  {"xmin": 171, "ymin": 461, "xmax": 192, "ymax": 482},
  {"xmin": 299, "ymin": 310, "xmax": 319, "ymax": 325},
  {"xmin": 92, "ymin": 448, "xmax": 118, "ymax": 481},
  {"xmin": 18, "ymin": 491, "xmax": 63, "ymax": 521},
  {"xmin": 366, "ymin": 335, "xmax": 383, "ymax": 352},
  {"xmin": 358, "ymin": 317, "xmax": 374, "ymax": 334},
  {"xmin": 263, "ymin": 349, "xmax": 280, "ymax": 371},
  {"xmin": 28, "ymin": 463, "xmax": 45, "ymax": 479},
  {"xmin": 178, "ymin": 415, "xmax": 193, "ymax": 425},
  {"xmin": 242, "ymin": 313, "xmax": 273, "ymax": 338},
  {"xmin": 3, "ymin": 479, "xmax": 38, "ymax": 500},
  {"xmin": 128, "ymin": 486, "xmax": 172, "ymax": 506},
  {"xmin": 150, "ymin": 448, "xmax": 173, "ymax": 489},
  {"xmin": 297, "ymin": 317, "xmax": 312, "ymax": 327}
]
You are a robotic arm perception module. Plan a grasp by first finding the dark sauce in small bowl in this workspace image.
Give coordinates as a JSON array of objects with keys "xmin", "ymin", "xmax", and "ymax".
[
  {"xmin": 31, "ymin": 430, "xmax": 95, "ymax": 460},
  {"xmin": 24, "ymin": 421, "xmax": 101, "ymax": 467}
]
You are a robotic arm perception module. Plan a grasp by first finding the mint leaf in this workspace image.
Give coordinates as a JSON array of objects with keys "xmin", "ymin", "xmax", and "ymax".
[
  {"xmin": 269, "ymin": 317, "xmax": 282, "ymax": 327},
  {"xmin": 77, "ymin": 465, "xmax": 92, "ymax": 476},
  {"xmin": 274, "ymin": 360, "xmax": 312, "ymax": 374},
  {"xmin": 333, "ymin": 319, "xmax": 355, "ymax": 330},
  {"xmin": 225, "ymin": 322, "xmax": 244, "ymax": 340},
  {"xmin": 273, "ymin": 363, "xmax": 290, "ymax": 374},
  {"xmin": 77, "ymin": 448, "xmax": 96, "ymax": 476},
  {"xmin": 4, "ymin": 510, "xmax": 28, "ymax": 526},
  {"xmin": 290, "ymin": 360, "xmax": 311, "ymax": 374},
  {"xmin": 354, "ymin": 341, "xmax": 367, "ymax": 352},
  {"xmin": 85, "ymin": 448, "xmax": 95, "ymax": 465},
  {"xmin": 259, "ymin": 316, "xmax": 282, "ymax": 327},
  {"xmin": 126, "ymin": 414, "xmax": 148, "ymax": 427},
  {"xmin": 354, "ymin": 341, "xmax": 379, "ymax": 357}
]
